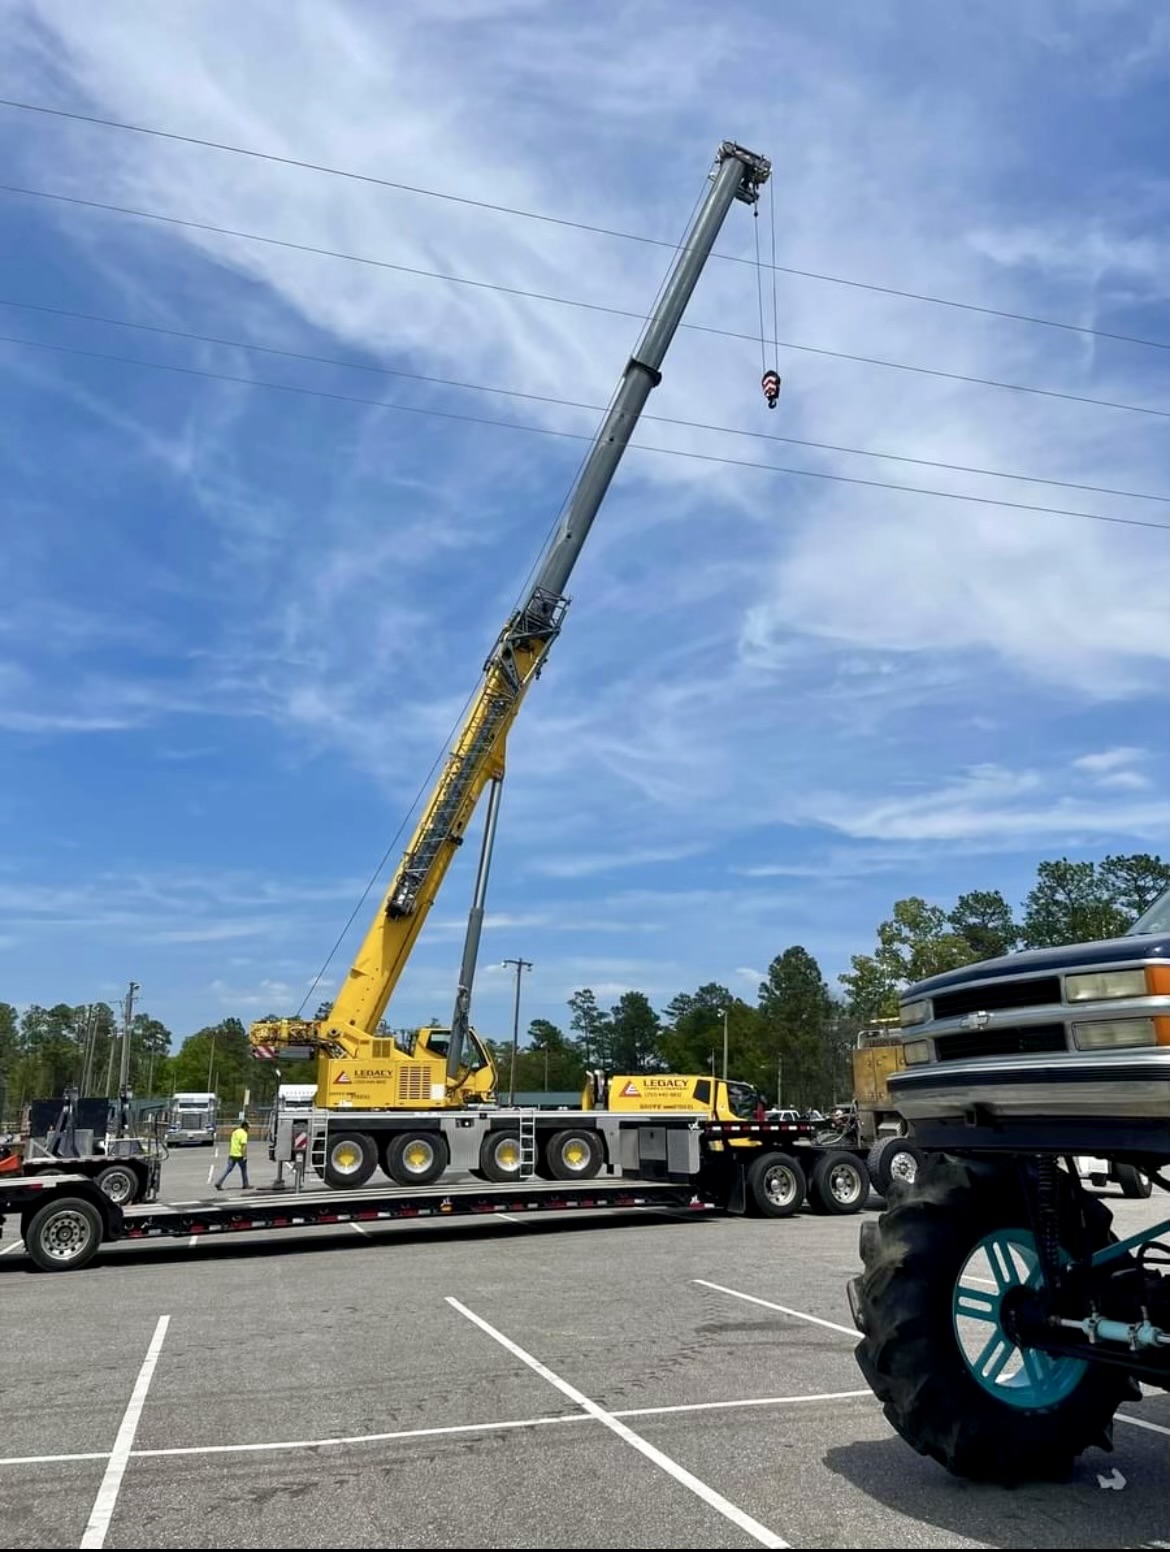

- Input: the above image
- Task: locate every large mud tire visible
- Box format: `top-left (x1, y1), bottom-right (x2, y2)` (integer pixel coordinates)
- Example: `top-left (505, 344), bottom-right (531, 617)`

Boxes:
top-left (853, 1153), bottom-right (1139, 1483)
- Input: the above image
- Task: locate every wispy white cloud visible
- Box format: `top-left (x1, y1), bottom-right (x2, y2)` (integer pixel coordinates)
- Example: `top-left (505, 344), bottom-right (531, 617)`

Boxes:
top-left (813, 760), bottom-right (1170, 844)
top-left (1072, 746), bottom-right (1147, 774)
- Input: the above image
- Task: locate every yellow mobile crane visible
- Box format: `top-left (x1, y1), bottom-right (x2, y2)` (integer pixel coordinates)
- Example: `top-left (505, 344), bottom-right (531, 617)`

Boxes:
top-left (249, 141), bottom-right (791, 1189)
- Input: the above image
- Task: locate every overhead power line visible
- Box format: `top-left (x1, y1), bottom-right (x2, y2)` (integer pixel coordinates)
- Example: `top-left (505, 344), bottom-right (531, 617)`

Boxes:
top-left (1, 94), bottom-right (1166, 353)
top-left (3, 294), bottom-right (1166, 505)
top-left (3, 329), bottom-right (1166, 534)
top-left (4, 181), bottom-right (1169, 423)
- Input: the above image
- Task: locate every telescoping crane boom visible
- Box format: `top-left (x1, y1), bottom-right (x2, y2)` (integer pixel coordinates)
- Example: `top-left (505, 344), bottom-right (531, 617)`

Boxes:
top-left (249, 140), bottom-right (772, 1110)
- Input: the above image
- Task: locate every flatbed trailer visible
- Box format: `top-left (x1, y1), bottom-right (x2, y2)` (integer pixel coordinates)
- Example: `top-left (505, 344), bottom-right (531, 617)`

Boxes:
top-left (1, 1116), bottom-right (873, 1271)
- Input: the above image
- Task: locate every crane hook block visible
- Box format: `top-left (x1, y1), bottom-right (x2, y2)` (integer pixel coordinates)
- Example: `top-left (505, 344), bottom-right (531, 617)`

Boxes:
top-left (761, 369), bottom-right (781, 409)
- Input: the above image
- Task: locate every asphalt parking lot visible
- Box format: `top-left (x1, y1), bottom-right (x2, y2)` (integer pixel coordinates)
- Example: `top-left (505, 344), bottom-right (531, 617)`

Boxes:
top-left (1, 1146), bottom-right (1167, 1550)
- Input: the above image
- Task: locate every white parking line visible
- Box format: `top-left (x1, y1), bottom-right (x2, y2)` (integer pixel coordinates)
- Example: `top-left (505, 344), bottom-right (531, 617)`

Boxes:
top-left (448, 1295), bottom-right (788, 1549)
top-left (350, 1223), bottom-right (370, 1238)
top-left (0, 1239), bottom-right (24, 1257)
top-left (187, 1236), bottom-right (199, 1250)
top-left (0, 1387), bottom-right (876, 1470)
top-left (1117, 1412), bottom-right (1170, 1438)
top-left (80, 1315), bottom-right (170, 1550)
top-left (695, 1279), bottom-right (857, 1338)
top-left (623, 1389), bottom-right (872, 1419)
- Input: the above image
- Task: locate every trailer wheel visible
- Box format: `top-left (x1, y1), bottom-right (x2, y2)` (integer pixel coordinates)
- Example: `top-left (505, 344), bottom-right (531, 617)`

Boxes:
top-left (808, 1151), bottom-right (870, 1215)
top-left (479, 1130), bottom-right (526, 1183)
top-left (853, 1153), bottom-right (1139, 1482)
top-left (1114, 1163), bottom-right (1152, 1199)
top-left (23, 1196), bottom-right (103, 1272)
top-left (385, 1131), bottom-right (448, 1187)
top-left (322, 1132), bottom-right (377, 1189)
top-left (95, 1163), bottom-right (140, 1207)
top-left (545, 1130), bottom-right (602, 1181)
top-left (746, 1152), bottom-right (806, 1218)
top-left (867, 1136), bottom-right (923, 1199)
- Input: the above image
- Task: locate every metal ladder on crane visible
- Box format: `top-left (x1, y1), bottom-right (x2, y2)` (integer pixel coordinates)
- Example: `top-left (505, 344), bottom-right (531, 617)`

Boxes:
top-left (518, 1110), bottom-right (537, 1180)
top-left (302, 1107), bottom-right (330, 1192)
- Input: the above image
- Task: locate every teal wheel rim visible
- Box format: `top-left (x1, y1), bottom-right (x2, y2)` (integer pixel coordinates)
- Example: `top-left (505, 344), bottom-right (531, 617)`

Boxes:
top-left (952, 1228), bottom-right (1087, 1409)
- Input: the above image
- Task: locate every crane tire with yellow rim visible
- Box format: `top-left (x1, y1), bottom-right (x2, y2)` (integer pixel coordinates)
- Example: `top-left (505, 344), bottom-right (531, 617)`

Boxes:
top-left (385, 1130), bottom-right (449, 1187)
top-left (322, 1131), bottom-right (378, 1189)
top-left (479, 1129), bottom-right (525, 1183)
top-left (545, 1129), bottom-right (602, 1181)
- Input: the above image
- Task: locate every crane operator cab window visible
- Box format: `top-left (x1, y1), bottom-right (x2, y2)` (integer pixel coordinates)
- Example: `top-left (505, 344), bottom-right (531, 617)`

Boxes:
top-left (726, 1080), bottom-right (767, 1121)
top-left (420, 1028), bottom-right (493, 1073)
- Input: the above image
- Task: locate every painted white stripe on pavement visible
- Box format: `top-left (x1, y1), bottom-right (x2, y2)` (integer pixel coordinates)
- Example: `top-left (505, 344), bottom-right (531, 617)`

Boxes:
top-left (0, 1388), bottom-right (875, 1469)
top-left (80, 1315), bottom-right (170, 1549)
top-left (0, 1239), bottom-right (24, 1256)
top-left (448, 1295), bottom-right (788, 1549)
top-left (1117, 1412), bottom-right (1170, 1437)
top-left (695, 1278), bottom-right (858, 1337)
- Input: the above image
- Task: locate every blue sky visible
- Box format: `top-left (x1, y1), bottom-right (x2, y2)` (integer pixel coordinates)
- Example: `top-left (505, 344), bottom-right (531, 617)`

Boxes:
top-left (0, 0), bottom-right (1167, 1046)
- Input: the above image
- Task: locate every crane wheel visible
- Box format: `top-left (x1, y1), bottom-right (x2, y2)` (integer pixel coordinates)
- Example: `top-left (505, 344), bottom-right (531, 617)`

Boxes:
top-left (384, 1131), bottom-right (449, 1187)
top-left (745, 1152), bottom-right (806, 1218)
top-left (807, 1151), bottom-right (870, 1215)
top-left (545, 1129), bottom-right (602, 1181)
top-left (479, 1130), bottom-right (525, 1183)
top-left (322, 1132), bottom-right (377, 1189)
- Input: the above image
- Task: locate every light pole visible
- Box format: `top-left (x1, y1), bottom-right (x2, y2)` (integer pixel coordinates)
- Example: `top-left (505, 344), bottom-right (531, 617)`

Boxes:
top-left (502, 958), bottom-right (533, 1106)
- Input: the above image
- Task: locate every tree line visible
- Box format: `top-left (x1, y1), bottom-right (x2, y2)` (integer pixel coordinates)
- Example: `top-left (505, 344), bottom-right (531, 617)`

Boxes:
top-left (2, 852), bottom-right (1165, 1121)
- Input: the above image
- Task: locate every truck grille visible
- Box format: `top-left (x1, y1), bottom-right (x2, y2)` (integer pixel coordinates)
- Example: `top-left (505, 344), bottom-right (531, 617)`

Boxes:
top-left (935, 1024), bottom-right (1067, 1063)
top-left (932, 975), bottom-right (1061, 1020)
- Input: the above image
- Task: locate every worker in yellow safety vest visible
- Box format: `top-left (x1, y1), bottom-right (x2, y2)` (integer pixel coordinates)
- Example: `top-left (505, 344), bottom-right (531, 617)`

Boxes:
top-left (214, 1120), bottom-right (251, 1191)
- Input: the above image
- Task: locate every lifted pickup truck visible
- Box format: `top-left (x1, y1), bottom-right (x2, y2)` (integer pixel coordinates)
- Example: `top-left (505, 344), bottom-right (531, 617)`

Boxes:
top-left (848, 886), bottom-right (1170, 1483)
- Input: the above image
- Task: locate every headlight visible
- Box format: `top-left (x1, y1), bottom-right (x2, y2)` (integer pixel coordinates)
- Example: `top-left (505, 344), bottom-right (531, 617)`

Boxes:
top-left (902, 1039), bottom-right (933, 1065)
top-left (1066, 970), bottom-right (1147, 1002)
top-left (900, 1000), bottom-right (930, 1027)
top-left (1072, 1018), bottom-right (1156, 1050)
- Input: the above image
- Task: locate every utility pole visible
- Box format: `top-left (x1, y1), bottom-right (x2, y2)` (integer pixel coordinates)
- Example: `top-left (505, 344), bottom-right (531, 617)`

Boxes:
top-left (117, 981), bottom-right (138, 1137)
top-left (79, 1003), bottom-right (97, 1096)
top-left (720, 1006), bottom-right (729, 1081)
top-left (776, 1054), bottom-right (784, 1110)
top-left (502, 958), bottom-right (533, 1106)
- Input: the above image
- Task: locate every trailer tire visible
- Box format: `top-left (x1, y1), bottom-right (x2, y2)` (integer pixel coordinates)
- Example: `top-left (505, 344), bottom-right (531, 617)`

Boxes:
top-left (384, 1131), bottom-right (448, 1187)
top-left (867, 1136), bottom-right (923, 1200)
top-left (479, 1130), bottom-right (526, 1183)
top-left (545, 1130), bottom-right (602, 1181)
top-left (1114, 1163), bottom-right (1152, 1199)
top-left (745, 1152), bottom-right (806, 1218)
top-left (95, 1163), bottom-right (140, 1207)
top-left (808, 1151), bottom-right (870, 1215)
top-left (853, 1153), bottom-right (1139, 1483)
top-left (322, 1132), bottom-right (377, 1189)
top-left (23, 1195), bottom-right (104, 1272)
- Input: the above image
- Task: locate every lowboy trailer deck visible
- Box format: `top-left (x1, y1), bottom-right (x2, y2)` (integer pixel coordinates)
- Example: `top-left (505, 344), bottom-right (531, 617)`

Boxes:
top-left (2, 1114), bottom-right (872, 1271)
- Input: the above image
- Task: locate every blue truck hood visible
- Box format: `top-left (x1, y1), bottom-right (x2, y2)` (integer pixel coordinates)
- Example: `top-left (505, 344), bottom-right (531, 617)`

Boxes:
top-left (906, 931), bottom-right (1170, 999)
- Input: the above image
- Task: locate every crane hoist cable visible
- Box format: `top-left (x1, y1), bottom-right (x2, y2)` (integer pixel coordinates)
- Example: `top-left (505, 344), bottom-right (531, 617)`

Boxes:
top-left (754, 199), bottom-right (782, 409)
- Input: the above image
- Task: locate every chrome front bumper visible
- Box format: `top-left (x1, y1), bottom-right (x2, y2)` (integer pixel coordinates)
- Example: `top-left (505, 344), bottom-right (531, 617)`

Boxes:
top-left (890, 1052), bottom-right (1170, 1159)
